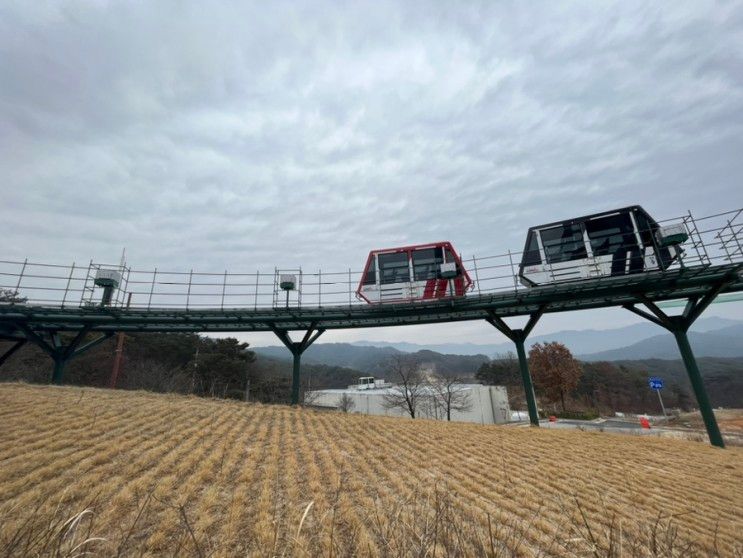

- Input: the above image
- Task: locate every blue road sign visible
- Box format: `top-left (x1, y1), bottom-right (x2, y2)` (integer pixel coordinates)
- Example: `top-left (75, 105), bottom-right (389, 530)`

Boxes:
top-left (649, 377), bottom-right (663, 390)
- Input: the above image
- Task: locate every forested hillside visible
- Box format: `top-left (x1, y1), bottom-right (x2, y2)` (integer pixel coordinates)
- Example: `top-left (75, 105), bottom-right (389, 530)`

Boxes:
top-left (0, 334), bottom-right (357, 404)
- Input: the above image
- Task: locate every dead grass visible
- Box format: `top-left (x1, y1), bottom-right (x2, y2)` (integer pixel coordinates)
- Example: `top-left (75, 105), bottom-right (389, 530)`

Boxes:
top-left (667, 409), bottom-right (743, 433)
top-left (0, 382), bottom-right (741, 557)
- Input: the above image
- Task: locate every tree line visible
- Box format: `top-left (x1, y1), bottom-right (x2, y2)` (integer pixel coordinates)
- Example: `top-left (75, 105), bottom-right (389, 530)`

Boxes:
top-left (476, 342), bottom-right (698, 416)
top-left (2, 330), bottom-right (735, 414)
top-left (0, 332), bottom-right (353, 404)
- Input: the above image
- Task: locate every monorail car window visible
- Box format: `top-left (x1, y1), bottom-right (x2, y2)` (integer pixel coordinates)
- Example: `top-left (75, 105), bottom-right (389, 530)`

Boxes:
top-left (584, 214), bottom-right (637, 256)
top-left (363, 256), bottom-right (376, 285)
top-left (522, 231), bottom-right (541, 266)
top-left (379, 252), bottom-right (410, 284)
top-left (633, 211), bottom-right (655, 246)
top-left (413, 247), bottom-right (443, 281)
top-left (540, 224), bottom-right (586, 264)
top-left (444, 248), bottom-right (462, 275)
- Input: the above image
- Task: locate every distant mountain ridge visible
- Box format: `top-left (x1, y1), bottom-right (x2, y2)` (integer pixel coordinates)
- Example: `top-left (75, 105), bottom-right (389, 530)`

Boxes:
top-left (253, 318), bottom-right (743, 371)
top-left (252, 343), bottom-right (488, 377)
top-left (579, 325), bottom-right (743, 361)
top-left (347, 317), bottom-right (743, 357)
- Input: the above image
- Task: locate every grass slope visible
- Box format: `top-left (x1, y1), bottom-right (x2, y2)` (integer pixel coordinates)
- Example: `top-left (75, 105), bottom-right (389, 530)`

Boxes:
top-left (0, 383), bottom-right (741, 557)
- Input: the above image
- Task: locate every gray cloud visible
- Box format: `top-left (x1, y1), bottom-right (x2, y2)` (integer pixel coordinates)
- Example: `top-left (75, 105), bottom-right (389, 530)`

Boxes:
top-left (2, 1), bottom-right (742, 343)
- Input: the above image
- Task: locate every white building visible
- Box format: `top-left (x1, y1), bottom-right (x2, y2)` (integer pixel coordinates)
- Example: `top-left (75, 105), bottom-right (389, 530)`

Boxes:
top-left (307, 377), bottom-right (511, 424)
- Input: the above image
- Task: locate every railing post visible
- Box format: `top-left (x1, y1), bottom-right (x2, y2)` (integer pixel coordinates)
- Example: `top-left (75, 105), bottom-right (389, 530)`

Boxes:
top-left (725, 215), bottom-right (743, 260)
top-left (221, 270), bottom-right (227, 310)
top-left (61, 262), bottom-right (76, 308)
top-left (318, 269), bottom-right (322, 307)
top-left (471, 255), bottom-right (482, 295)
top-left (79, 260), bottom-right (94, 306)
top-left (15, 258), bottom-right (27, 293)
top-left (255, 271), bottom-right (260, 310)
top-left (148, 268), bottom-right (157, 310)
top-left (298, 267), bottom-right (303, 308)
top-left (348, 268), bottom-right (352, 306)
top-left (507, 250), bottom-right (518, 293)
top-left (186, 269), bottom-right (193, 310)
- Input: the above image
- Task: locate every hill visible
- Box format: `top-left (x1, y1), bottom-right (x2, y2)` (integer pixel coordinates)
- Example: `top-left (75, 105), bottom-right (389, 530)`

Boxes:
top-left (253, 342), bottom-right (489, 377)
top-left (612, 357), bottom-right (743, 408)
top-left (254, 319), bottom-right (743, 366)
top-left (580, 326), bottom-right (743, 360)
top-left (347, 317), bottom-right (743, 356)
top-left (0, 383), bottom-right (741, 556)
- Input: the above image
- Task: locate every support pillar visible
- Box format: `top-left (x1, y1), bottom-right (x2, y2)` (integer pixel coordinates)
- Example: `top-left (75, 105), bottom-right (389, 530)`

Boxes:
top-left (486, 306), bottom-right (545, 427)
top-left (16, 325), bottom-right (114, 385)
top-left (514, 335), bottom-right (540, 426)
top-left (271, 323), bottom-right (325, 405)
top-left (672, 324), bottom-right (724, 448)
top-left (623, 279), bottom-right (732, 448)
top-left (52, 355), bottom-right (67, 385)
top-left (291, 352), bottom-right (302, 405)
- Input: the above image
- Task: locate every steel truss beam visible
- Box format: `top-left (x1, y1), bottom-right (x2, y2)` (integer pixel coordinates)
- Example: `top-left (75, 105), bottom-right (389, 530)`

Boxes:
top-left (0, 339), bottom-right (26, 368)
top-left (623, 277), bottom-right (735, 448)
top-left (485, 305), bottom-right (546, 426)
top-left (271, 322), bottom-right (326, 405)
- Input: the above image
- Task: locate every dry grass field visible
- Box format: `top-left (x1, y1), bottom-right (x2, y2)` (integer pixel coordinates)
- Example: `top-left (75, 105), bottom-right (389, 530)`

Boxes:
top-left (668, 409), bottom-right (743, 433)
top-left (0, 383), bottom-right (741, 557)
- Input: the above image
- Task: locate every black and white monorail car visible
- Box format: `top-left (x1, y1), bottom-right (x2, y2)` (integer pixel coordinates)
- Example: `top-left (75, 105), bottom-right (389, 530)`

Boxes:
top-left (518, 206), bottom-right (688, 287)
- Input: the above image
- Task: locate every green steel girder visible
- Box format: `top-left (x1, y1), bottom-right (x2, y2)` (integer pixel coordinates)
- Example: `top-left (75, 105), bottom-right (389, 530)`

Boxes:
top-left (270, 323), bottom-right (326, 405)
top-left (622, 280), bottom-right (733, 449)
top-left (0, 339), bottom-right (26, 368)
top-left (485, 306), bottom-right (546, 427)
top-left (12, 323), bottom-right (115, 384)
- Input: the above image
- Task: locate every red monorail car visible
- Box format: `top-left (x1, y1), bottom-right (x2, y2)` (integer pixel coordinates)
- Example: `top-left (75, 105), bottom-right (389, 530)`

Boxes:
top-left (356, 242), bottom-right (473, 304)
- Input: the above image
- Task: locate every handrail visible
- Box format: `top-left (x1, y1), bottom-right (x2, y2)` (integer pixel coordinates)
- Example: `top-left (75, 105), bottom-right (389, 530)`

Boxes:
top-left (0, 207), bottom-right (741, 310)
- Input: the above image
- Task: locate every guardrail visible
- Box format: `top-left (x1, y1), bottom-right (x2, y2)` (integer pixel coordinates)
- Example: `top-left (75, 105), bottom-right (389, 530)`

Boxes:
top-left (1, 208), bottom-right (741, 310)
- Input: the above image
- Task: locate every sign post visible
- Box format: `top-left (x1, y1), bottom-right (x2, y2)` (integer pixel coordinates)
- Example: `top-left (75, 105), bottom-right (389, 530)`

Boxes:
top-left (649, 377), bottom-right (667, 418)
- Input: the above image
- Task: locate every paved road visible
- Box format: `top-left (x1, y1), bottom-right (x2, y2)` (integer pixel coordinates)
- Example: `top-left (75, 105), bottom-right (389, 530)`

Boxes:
top-left (536, 417), bottom-right (655, 432)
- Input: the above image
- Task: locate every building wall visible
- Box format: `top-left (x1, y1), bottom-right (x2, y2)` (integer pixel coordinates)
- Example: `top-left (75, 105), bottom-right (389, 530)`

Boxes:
top-left (309, 385), bottom-right (510, 424)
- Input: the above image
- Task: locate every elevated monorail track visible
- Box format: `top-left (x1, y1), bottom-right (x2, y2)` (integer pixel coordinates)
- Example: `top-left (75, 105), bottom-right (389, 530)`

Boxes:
top-left (1, 263), bottom-right (741, 333)
top-left (1, 206), bottom-right (742, 447)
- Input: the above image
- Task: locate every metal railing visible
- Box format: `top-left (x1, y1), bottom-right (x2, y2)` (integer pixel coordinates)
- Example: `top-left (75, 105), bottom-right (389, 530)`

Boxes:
top-left (1, 208), bottom-right (741, 311)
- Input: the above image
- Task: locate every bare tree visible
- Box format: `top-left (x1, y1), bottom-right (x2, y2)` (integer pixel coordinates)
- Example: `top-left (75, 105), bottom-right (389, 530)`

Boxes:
top-left (382, 355), bottom-right (426, 419)
top-left (303, 387), bottom-right (320, 406)
top-left (337, 393), bottom-right (355, 413)
top-left (429, 374), bottom-right (473, 421)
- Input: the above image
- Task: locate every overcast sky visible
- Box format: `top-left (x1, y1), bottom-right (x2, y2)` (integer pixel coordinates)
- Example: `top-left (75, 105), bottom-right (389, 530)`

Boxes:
top-left (1, 1), bottom-right (742, 347)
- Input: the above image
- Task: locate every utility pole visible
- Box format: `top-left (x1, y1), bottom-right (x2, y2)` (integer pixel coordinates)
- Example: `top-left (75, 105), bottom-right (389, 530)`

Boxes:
top-left (192, 343), bottom-right (199, 394)
top-left (656, 387), bottom-right (667, 418)
top-left (244, 363), bottom-right (250, 403)
top-left (109, 291), bottom-right (132, 388)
